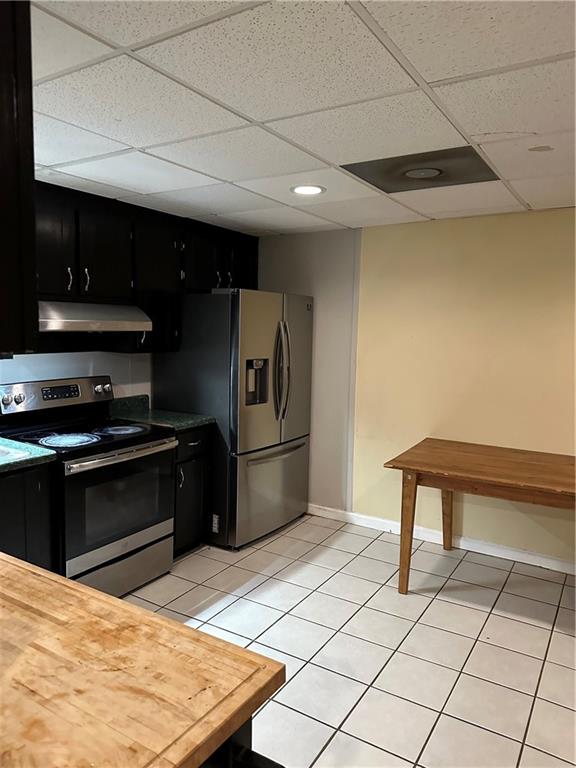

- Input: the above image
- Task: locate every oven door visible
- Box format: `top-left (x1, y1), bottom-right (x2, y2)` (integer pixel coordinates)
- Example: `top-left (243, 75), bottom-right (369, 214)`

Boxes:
top-left (64, 439), bottom-right (176, 578)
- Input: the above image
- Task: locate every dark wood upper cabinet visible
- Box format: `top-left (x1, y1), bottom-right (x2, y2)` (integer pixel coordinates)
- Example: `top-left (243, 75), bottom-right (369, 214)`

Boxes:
top-left (35, 182), bottom-right (76, 297)
top-left (133, 211), bottom-right (184, 293)
top-left (77, 200), bottom-right (133, 300)
top-left (0, 1), bottom-right (37, 355)
top-left (183, 222), bottom-right (258, 291)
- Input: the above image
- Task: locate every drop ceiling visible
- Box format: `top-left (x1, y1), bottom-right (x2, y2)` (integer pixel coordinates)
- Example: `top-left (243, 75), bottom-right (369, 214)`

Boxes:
top-left (32, 1), bottom-right (576, 235)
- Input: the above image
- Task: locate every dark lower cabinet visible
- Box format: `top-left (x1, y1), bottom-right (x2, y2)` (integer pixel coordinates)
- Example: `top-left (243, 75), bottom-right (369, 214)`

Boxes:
top-left (0, 466), bottom-right (54, 569)
top-left (174, 426), bottom-right (211, 557)
top-left (175, 456), bottom-right (207, 558)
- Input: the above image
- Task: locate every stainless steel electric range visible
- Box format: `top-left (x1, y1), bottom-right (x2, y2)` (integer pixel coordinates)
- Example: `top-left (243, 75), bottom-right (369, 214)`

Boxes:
top-left (0, 376), bottom-right (177, 596)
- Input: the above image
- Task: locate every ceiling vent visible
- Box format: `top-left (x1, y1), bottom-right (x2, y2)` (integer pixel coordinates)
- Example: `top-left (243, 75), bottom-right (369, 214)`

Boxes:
top-left (341, 146), bottom-right (498, 193)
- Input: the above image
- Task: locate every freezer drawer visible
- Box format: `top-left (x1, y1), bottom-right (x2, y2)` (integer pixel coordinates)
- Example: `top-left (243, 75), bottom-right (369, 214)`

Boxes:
top-left (234, 437), bottom-right (309, 547)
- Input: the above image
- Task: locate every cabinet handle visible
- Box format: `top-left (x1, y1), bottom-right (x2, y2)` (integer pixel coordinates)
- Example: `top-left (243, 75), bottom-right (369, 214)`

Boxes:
top-left (188, 440), bottom-right (201, 447)
top-left (178, 466), bottom-right (185, 489)
top-left (227, 271), bottom-right (232, 288)
top-left (180, 241), bottom-right (186, 251)
top-left (140, 331), bottom-right (147, 345)
top-left (83, 267), bottom-right (90, 292)
top-left (180, 269), bottom-right (186, 281)
top-left (66, 266), bottom-right (74, 292)
top-left (216, 270), bottom-right (221, 288)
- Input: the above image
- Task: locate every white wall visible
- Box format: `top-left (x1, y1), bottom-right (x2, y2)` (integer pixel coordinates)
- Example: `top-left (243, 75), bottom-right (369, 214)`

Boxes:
top-left (0, 352), bottom-right (151, 398)
top-left (259, 229), bottom-right (359, 511)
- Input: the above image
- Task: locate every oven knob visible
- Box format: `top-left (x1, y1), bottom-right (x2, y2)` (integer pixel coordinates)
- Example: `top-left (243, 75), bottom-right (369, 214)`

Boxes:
top-left (2, 394), bottom-right (13, 406)
top-left (94, 384), bottom-right (104, 394)
top-left (14, 393), bottom-right (25, 405)
top-left (103, 383), bottom-right (112, 393)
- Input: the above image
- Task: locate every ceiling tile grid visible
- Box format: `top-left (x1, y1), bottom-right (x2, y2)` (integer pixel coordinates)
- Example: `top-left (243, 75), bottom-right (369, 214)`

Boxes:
top-left (31, 0), bottom-right (575, 233)
top-left (59, 151), bottom-right (218, 195)
top-left (33, 55), bottom-right (246, 148)
top-left (31, 6), bottom-right (112, 81)
top-left (139, 2), bottom-right (415, 121)
top-left (149, 126), bottom-right (325, 181)
top-left (391, 181), bottom-right (524, 219)
top-left (362, 1), bottom-right (576, 82)
top-left (38, 1), bottom-right (246, 48)
top-left (34, 113), bottom-right (128, 166)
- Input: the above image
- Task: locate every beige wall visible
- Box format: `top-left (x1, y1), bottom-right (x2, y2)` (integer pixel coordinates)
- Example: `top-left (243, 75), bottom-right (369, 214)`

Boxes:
top-left (259, 230), bottom-right (359, 511)
top-left (354, 209), bottom-right (575, 562)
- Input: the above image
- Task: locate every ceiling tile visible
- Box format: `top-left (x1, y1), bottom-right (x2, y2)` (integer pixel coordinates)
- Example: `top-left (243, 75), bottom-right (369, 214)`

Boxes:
top-left (150, 184), bottom-right (278, 215)
top-left (59, 151), bottom-right (215, 194)
top-left (31, 6), bottom-right (111, 81)
top-left (510, 175), bottom-right (575, 209)
top-left (434, 59), bottom-right (576, 143)
top-left (364, 1), bottom-right (575, 82)
top-left (140, 2), bottom-right (414, 120)
top-left (33, 55), bottom-right (245, 147)
top-left (268, 91), bottom-right (464, 165)
top-left (34, 113), bottom-right (127, 166)
top-left (480, 131), bottom-right (575, 181)
top-left (238, 168), bottom-right (379, 206)
top-left (391, 181), bottom-right (524, 218)
top-left (150, 127), bottom-right (325, 181)
top-left (39, 1), bottom-right (244, 47)
top-left (34, 167), bottom-right (134, 198)
top-left (303, 197), bottom-right (426, 228)
top-left (215, 207), bottom-right (344, 234)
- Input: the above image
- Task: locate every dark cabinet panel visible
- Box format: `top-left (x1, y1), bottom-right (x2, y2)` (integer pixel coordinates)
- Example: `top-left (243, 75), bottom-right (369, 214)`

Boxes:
top-left (174, 456), bottom-right (207, 558)
top-left (0, 1), bottom-right (37, 355)
top-left (35, 182), bottom-right (76, 297)
top-left (133, 211), bottom-right (184, 293)
top-left (0, 473), bottom-right (27, 559)
top-left (77, 201), bottom-right (133, 300)
top-left (183, 224), bottom-right (258, 291)
top-left (0, 467), bottom-right (53, 567)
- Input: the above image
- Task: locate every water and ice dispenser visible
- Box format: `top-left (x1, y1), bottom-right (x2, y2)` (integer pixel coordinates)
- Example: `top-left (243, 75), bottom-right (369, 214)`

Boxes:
top-left (245, 359), bottom-right (269, 405)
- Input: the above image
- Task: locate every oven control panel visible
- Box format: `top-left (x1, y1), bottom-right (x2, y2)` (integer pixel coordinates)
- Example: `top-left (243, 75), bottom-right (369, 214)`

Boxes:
top-left (0, 376), bottom-right (113, 415)
top-left (42, 384), bottom-right (80, 401)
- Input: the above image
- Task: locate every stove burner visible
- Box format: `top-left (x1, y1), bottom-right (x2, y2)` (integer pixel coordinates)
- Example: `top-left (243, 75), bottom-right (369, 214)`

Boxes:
top-left (39, 433), bottom-right (101, 448)
top-left (94, 425), bottom-right (146, 436)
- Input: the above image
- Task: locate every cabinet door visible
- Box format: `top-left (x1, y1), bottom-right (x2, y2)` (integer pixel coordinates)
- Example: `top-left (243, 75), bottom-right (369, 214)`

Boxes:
top-left (35, 182), bottom-right (77, 297)
top-left (174, 457), bottom-right (206, 558)
top-left (230, 232), bottom-right (258, 289)
top-left (0, 472), bottom-right (27, 559)
top-left (183, 223), bottom-right (230, 291)
top-left (0, 1), bottom-right (37, 355)
top-left (78, 201), bottom-right (133, 300)
top-left (133, 211), bottom-right (184, 293)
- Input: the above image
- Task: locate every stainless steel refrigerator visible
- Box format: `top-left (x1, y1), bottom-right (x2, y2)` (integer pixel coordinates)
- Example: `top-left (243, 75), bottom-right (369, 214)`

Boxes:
top-left (154, 289), bottom-right (313, 548)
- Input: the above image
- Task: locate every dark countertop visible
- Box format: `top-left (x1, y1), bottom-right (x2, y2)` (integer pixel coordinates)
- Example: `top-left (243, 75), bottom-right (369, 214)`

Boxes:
top-left (0, 436), bottom-right (56, 474)
top-left (111, 395), bottom-right (215, 432)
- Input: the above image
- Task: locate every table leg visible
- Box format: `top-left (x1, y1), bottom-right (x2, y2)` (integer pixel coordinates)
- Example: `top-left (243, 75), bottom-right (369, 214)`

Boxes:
top-left (441, 490), bottom-right (453, 551)
top-left (399, 471), bottom-right (418, 594)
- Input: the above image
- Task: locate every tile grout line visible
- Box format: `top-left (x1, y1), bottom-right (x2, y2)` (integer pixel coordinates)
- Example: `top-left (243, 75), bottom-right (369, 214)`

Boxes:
top-left (515, 570), bottom-right (568, 768)
top-left (129, 515), bottom-right (572, 767)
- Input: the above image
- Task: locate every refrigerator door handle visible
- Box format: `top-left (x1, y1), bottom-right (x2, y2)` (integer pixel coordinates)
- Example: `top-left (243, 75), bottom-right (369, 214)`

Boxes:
top-left (273, 321), bottom-right (282, 420)
top-left (280, 320), bottom-right (291, 420)
top-left (247, 441), bottom-right (306, 466)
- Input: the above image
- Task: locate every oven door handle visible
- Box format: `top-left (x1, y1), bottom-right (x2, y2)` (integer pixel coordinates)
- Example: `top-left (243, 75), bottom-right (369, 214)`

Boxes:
top-left (65, 439), bottom-right (177, 476)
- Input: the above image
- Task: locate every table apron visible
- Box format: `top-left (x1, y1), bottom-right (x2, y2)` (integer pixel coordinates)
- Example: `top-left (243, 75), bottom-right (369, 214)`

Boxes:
top-left (416, 473), bottom-right (575, 509)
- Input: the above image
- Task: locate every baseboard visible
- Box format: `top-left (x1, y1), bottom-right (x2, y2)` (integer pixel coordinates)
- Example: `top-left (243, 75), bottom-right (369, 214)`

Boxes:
top-left (308, 503), bottom-right (575, 576)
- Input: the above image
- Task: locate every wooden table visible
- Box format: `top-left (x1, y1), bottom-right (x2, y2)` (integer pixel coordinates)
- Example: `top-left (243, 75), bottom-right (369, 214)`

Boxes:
top-left (0, 553), bottom-right (284, 767)
top-left (384, 438), bottom-right (575, 594)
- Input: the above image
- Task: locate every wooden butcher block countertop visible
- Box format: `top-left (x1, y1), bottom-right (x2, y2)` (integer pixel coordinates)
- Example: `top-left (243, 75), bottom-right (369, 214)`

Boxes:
top-left (0, 553), bottom-right (285, 768)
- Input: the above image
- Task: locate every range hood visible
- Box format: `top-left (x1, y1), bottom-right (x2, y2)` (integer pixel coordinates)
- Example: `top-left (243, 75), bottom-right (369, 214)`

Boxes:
top-left (38, 301), bottom-right (153, 333)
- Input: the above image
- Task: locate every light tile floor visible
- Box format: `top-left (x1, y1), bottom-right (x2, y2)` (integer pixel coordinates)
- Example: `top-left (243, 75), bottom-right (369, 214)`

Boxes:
top-left (125, 514), bottom-right (576, 768)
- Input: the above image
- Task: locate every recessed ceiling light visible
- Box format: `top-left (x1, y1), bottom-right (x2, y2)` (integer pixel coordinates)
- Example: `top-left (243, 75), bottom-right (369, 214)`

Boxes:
top-left (404, 167), bottom-right (442, 179)
top-left (291, 184), bottom-right (326, 196)
top-left (527, 145), bottom-right (554, 152)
